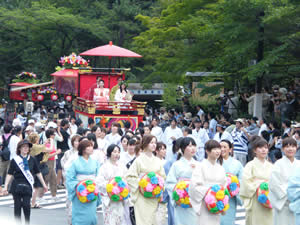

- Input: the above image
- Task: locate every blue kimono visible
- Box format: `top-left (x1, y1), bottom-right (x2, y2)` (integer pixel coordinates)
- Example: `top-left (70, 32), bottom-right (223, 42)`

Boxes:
top-left (164, 153), bottom-right (177, 225)
top-left (66, 156), bottom-right (101, 225)
top-left (165, 157), bottom-right (199, 225)
top-left (221, 156), bottom-right (243, 225)
top-left (287, 166), bottom-right (300, 225)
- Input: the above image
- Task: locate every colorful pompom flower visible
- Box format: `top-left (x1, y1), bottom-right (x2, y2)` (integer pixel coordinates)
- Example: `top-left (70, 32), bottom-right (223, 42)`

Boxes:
top-left (172, 179), bottom-right (192, 208)
top-left (106, 176), bottom-right (130, 202)
top-left (59, 53), bottom-right (89, 69)
top-left (139, 172), bottom-right (164, 198)
top-left (76, 179), bottom-right (99, 203)
top-left (256, 182), bottom-right (272, 209)
top-left (226, 173), bottom-right (240, 197)
top-left (205, 184), bottom-right (230, 214)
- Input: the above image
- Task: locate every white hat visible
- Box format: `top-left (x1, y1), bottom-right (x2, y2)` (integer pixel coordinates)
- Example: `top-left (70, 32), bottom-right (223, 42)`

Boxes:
top-left (12, 118), bottom-right (21, 127)
top-left (234, 118), bottom-right (244, 123)
top-left (28, 119), bottom-right (35, 124)
top-left (228, 91), bottom-right (234, 96)
top-left (47, 121), bottom-right (57, 129)
top-left (35, 122), bottom-right (45, 128)
top-left (25, 126), bottom-right (34, 132)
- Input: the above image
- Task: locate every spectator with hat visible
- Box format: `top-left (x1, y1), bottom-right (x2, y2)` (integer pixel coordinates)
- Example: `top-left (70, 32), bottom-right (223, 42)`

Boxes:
top-left (213, 122), bottom-right (233, 143)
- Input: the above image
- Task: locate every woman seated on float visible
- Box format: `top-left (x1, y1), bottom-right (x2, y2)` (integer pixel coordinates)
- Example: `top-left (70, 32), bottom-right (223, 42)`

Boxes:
top-left (93, 78), bottom-right (110, 104)
top-left (114, 81), bottom-right (132, 103)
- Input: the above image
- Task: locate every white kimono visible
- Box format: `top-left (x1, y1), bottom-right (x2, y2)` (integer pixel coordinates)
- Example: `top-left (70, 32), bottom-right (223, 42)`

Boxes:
top-left (163, 126), bottom-right (183, 161)
top-left (269, 156), bottom-right (300, 225)
top-left (151, 126), bottom-right (163, 142)
top-left (105, 133), bottom-right (121, 147)
top-left (97, 160), bottom-right (131, 225)
top-left (192, 128), bottom-right (209, 161)
top-left (189, 159), bottom-right (227, 225)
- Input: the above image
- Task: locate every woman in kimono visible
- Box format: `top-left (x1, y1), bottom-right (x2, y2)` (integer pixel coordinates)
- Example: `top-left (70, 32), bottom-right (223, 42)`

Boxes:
top-left (164, 137), bottom-right (183, 225)
top-left (126, 135), bottom-right (166, 225)
top-left (269, 137), bottom-right (300, 225)
top-left (66, 140), bottom-right (101, 225)
top-left (163, 118), bottom-right (183, 161)
top-left (220, 140), bottom-right (243, 225)
top-left (97, 144), bottom-right (131, 225)
top-left (239, 137), bottom-right (273, 225)
top-left (61, 134), bottom-right (81, 225)
top-left (189, 140), bottom-right (227, 225)
top-left (114, 81), bottom-right (132, 102)
top-left (165, 137), bottom-right (199, 225)
top-left (93, 79), bottom-right (109, 105)
top-left (287, 164), bottom-right (300, 224)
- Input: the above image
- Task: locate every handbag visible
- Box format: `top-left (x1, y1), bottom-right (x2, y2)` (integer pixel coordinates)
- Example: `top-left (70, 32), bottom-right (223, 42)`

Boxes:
top-left (40, 163), bottom-right (49, 176)
top-left (0, 135), bottom-right (11, 161)
top-left (15, 183), bottom-right (32, 196)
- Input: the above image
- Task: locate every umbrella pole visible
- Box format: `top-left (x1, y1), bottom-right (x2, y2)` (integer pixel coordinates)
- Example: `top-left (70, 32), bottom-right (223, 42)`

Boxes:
top-left (108, 56), bottom-right (112, 88)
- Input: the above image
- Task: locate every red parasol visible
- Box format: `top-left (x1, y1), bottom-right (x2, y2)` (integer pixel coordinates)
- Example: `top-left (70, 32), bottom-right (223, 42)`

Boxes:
top-left (80, 41), bottom-right (142, 58)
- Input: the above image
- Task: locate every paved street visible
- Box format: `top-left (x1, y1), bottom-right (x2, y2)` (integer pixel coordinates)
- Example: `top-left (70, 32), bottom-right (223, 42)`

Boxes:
top-left (0, 189), bottom-right (245, 225)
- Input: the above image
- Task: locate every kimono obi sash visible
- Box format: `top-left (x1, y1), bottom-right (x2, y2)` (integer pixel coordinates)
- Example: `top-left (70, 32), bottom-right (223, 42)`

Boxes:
top-left (77, 174), bottom-right (97, 182)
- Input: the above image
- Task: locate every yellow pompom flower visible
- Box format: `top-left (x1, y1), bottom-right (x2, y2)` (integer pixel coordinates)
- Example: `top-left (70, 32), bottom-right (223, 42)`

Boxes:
top-left (106, 183), bottom-right (114, 193)
top-left (231, 176), bottom-right (239, 184)
top-left (87, 184), bottom-right (95, 193)
top-left (120, 188), bottom-right (129, 198)
top-left (139, 179), bottom-right (148, 188)
top-left (223, 203), bottom-right (230, 211)
top-left (79, 196), bottom-right (87, 203)
top-left (184, 197), bottom-right (190, 205)
top-left (180, 198), bottom-right (185, 204)
top-left (176, 181), bottom-right (187, 190)
top-left (153, 186), bottom-right (161, 195)
top-left (265, 191), bottom-right (269, 196)
top-left (216, 190), bottom-right (225, 200)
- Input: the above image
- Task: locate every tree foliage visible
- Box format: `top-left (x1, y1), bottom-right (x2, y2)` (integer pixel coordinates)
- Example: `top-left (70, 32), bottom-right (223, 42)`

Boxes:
top-left (133, 0), bottom-right (300, 90)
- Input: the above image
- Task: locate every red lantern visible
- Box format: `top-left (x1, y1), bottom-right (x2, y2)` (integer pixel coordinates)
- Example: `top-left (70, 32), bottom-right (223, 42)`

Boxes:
top-left (51, 94), bottom-right (58, 101)
top-left (37, 94), bottom-right (44, 101)
top-left (65, 95), bottom-right (72, 102)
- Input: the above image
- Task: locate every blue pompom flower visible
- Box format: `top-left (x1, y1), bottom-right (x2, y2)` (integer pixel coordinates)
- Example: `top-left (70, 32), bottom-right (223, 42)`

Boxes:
top-left (87, 193), bottom-right (95, 201)
top-left (181, 204), bottom-right (190, 208)
top-left (258, 194), bottom-right (267, 204)
top-left (77, 184), bottom-right (85, 192)
top-left (211, 185), bottom-right (221, 192)
top-left (118, 181), bottom-right (126, 188)
top-left (150, 176), bottom-right (158, 184)
top-left (216, 201), bottom-right (224, 211)
top-left (229, 182), bottom-right (237, 191)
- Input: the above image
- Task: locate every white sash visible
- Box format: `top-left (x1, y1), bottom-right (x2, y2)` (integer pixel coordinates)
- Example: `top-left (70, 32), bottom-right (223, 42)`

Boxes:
top-left (14, 156), bottom-right (34, 189)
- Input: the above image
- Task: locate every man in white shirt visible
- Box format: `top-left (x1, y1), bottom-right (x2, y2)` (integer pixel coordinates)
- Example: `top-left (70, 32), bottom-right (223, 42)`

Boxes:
top-left (151, 117), bottom-right (163, 142)
top-left (68, 117), bottom-right (78, 135)
top-left (258, 118), bottom-right (268, 136)
top-left (192, 118), bottom-right (209, 161)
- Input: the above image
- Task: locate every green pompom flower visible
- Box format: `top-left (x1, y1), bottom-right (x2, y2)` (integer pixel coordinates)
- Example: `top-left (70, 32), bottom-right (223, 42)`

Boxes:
top-left (172, 191), bottom-right (180, 201)
top-left (144, 191), bottom-right (153, 198)
top-left (210, 206), bottom-right (219, 213)
top-left (260, 182), bottom-right (269, 191)
top-left (224, 188), bottom-right (230, 196)
top-left (115, 176), bottom-right (122, 183)
top-left (85, 180), bottom-right (93, 186)
top-left (111, 194), bottom-right (120, 202)
top-left (147, 172), bottom-right (156, 178)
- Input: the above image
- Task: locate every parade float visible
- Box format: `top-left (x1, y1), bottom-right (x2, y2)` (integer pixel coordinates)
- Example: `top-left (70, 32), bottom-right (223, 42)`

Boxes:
top-left (10, 42), bottom-right (146, 130)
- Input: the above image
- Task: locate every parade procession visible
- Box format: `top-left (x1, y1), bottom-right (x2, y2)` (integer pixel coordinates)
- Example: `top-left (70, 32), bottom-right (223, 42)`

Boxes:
top-left (1, 1), bottom-right (300, 225)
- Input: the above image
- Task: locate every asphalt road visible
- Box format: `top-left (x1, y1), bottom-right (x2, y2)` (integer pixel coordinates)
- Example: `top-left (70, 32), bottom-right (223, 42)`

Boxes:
top-left (0, 206), bottom-right (104, 225)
